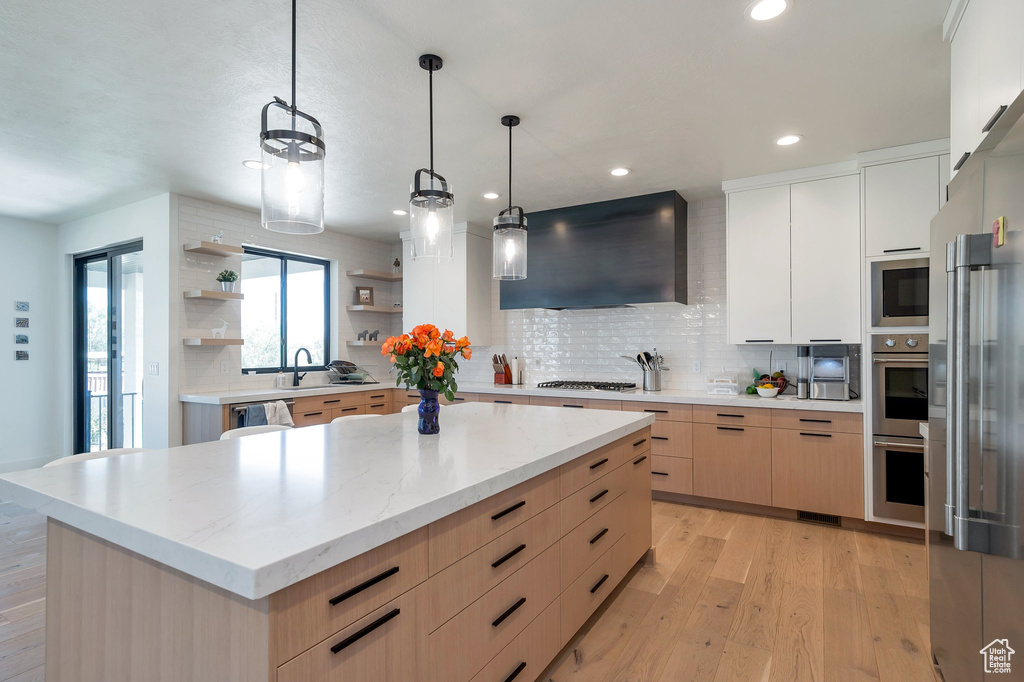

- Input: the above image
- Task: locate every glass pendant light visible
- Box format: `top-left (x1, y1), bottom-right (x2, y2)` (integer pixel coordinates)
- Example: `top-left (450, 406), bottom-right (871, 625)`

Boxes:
top-left (409, 54), bottom-right (454, 261)
top-left (493, 115), bottom-right (527, 280)
top-left (259, 0), bottom-right (325, 234)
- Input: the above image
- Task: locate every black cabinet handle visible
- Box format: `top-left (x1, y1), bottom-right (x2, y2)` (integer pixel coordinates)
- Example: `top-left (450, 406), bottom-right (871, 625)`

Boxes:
top-left (590, 528), bottom-right (609, 544)
top-left (491, 543), bottom-right (527, 568)
top-left (589, 489), bottom-right (609, 504)
top-left (983, 104), bottom-right (1008, 133)
top-left (492, 597), bottom-right (527, 627)
top-left (341, 407), bottom-right (358, 412)
top-left (494, 400), bottom-right (513, 404)
top-left (652, 471), bottom-right (669, 476)
top-left (954, 152), bottom-right (970, 171)
top-left (324, 399), bottom-right (341, 404)
top-left (800, 432), bottom-right (833, 438)
top-left (329, 566), bottom-right (400, 605)
top-left (633, 455), bottom-right (648, 465)
top-left (882, 247), bottom-right (923, 253)
top-left (745, 339), bottom-right (774, 343)
top-left (590, 574), bottom-right (609, 594)
top-left (453, 397), bottom-right (466, 401)
top-left (503, 662), bottom-right (527, 682)
top-left (799, 418), bottom-right (831, 424)
top-left (370, 403), bottom-right (386, 408)
top-left (633, 438), bottom-right (647, 447)
top-left (589, 458), bottom-right (609, 470)
top-left (651, 436), bottom-right (668, 441)
top-left (717, 413), bottom-right (744, 419)
top-left (717, 426), bottom-right (745, 432)
top-left (563, 404), bottom-right (585, 409)
top-left (644, 409), bottom-right (668, 414)
top-left (491, 500), bottom-right (526, 521)
top-left (369, 394), bottom-right (386, 399)
top-left (809, 339), bottom-right (841, 343)
top-left (330, 608), bottom-right (400, 654)
top-left (304, 411), bottom-right (323, 417)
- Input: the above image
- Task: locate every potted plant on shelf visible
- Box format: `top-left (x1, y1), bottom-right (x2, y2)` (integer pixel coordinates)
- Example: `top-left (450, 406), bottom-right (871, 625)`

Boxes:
top-left (217, 269), bottom-right (239, 293)
top-left (381, 324), bottom-right (472, 435)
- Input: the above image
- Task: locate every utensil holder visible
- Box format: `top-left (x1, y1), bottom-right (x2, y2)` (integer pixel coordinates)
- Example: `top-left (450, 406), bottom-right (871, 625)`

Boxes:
top-left (643, 369), bottom-right (662, 392)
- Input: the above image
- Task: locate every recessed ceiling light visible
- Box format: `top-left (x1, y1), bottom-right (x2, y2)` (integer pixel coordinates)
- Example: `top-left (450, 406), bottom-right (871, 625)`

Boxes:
top-left (610, 167), bottom-right (631, 177)
top-left (242, 159), bottom-right (269, 170)
top-left (746, 0), bottom-right (790, 21)
top-left (776, 134), bottom-right (803, 146)
top-left (483, 192), bottom-right (501, 199)
top-left (392, 209), bottom-right (408, 216)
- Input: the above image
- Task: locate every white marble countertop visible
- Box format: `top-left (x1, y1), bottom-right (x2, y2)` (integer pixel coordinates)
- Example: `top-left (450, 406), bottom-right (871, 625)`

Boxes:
top-left (0, 404), bottom-right (652, 600)
top-left (181, 381), bottom-right (863, 413)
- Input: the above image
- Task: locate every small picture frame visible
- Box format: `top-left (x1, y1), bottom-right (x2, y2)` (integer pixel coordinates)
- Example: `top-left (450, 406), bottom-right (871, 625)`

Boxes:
top-left (15, 350), bottom-right (28, 361)
top-left (14, 334), bottom-right (27, 344)
top-left (356, 286), bottom-right (374, 306)
top-left (14, 301), bottom-right (29, 312)
top-left (15, 318), bottom-right (28, 328)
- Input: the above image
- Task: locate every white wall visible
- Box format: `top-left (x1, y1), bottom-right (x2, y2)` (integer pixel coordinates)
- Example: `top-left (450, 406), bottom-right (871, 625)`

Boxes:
top-left (57, 194), bottom-right (178, 453)
top-left (0, 216), bottom-right (59, 472)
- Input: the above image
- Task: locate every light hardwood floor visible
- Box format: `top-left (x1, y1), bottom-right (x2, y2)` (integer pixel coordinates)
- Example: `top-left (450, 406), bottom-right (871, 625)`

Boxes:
top-left (0, 499), bottom-right (934, 682)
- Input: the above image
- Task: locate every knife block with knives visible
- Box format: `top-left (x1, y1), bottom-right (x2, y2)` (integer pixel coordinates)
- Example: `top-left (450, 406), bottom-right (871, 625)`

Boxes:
top-left (493, 354), bottom-right (520, 385)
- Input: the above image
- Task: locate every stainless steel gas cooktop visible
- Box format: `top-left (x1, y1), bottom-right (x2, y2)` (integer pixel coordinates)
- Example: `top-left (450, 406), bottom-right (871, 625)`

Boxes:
top-left (536, 380), bottom-right (637, 392)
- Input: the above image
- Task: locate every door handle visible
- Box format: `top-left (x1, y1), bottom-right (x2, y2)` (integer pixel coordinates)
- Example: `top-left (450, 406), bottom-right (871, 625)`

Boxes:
top-left (953, 151), bottom-right (970, 172)
top-left (982, 104), bottom-right (1008, 133)
top-left (944, 241), bottom-right (957, 537)
top-left (952, 235), bottom-right (972, 551)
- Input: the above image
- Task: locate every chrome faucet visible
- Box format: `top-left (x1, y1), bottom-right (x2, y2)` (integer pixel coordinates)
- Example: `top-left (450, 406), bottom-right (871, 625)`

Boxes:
top-left (293, 347), bottom-right (312, 387)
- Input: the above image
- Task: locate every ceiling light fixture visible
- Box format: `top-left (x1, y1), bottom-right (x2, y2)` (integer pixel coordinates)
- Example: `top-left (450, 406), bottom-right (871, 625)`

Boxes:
top-left (242, 160), bottom-right (269, 170)
top-left (483, 192), bottom-right (501, 200)
top-left (409, 54), bottom-right (454, 262)
top-left (493, 115), bottom-right (527, 281)
top-left (746, 0), bottom-right (790, 21)
top-left (776, 134), bottom-right (803, 146)
top-left (258, 0), bottom-right (326, 234)
top-left (393, 209), bottom-right (408, 216)
top-left (610, 167), bottom-right (631, 177)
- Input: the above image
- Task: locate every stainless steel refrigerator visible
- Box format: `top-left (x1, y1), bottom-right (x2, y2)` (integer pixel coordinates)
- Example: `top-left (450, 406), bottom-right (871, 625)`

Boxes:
top-left (929, 98), bottom-right (1024, 682)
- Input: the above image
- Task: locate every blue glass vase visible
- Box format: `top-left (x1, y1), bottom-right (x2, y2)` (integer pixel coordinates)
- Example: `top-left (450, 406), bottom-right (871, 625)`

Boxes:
top-left (417, 389), bottom-right (441, 435)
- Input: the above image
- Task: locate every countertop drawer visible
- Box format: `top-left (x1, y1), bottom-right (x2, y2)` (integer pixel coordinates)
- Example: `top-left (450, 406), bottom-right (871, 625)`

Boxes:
top-left (650, 420), bottom-right (692, 458)
top-left (428, 544), bottom-right (560, 682)
top-left (468, 598), bottom-right (560, 682)
top-left (429, 468), bottom-right (559, 575)
top-left (424, 505), bottom-right (559, 633)
top-left (692, 404), bottom-right (772, 428)
top-left (560, 492), bottom-right (627, 589)
top-left (560, 463), bottom-right (627, 535)
top-left (770, 409), bottom-right (863, 434)
top-left (559, 432), bottom-right (647, 498)
top-left (650, 455), bottom-right (693, 496)
top-left (277, 587), bottom-right (423, 682)
top-left (560, 537), bottom-right (626, 645)
top-left (528, 396), bottom-right (621, 411)
top-left (271, 527), bottom-right (428, 667)
top-left (621, 401), bottom-right (692, 423)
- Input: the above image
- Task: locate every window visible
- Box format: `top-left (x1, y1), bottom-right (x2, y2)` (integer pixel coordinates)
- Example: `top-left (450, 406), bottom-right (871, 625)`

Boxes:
top-left (241, 247), bottom-right (330, 372)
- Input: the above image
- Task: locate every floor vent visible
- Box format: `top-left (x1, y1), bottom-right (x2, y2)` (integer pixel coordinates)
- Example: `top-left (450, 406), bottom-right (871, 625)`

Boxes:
top-left (797, 510), bottom-right (841, 527)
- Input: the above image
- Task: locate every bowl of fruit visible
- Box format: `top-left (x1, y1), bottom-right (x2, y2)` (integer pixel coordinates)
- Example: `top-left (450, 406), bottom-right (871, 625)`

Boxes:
top-left (755, 382), bottom-right (779, 398)
top-left (746, 369), bottom-right (788, 397)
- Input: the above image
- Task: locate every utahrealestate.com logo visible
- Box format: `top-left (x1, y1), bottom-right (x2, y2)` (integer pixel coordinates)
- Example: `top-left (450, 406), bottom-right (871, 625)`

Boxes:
top-left (981, 639), bottom-right (1015, 674)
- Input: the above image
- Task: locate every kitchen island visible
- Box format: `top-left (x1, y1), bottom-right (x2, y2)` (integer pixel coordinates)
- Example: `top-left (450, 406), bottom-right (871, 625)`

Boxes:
top-left (0, 404), bottom-right (654, 682)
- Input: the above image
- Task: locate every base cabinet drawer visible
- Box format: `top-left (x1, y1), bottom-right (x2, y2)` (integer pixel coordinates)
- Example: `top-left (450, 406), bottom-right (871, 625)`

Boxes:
top-left (429, 545), bottom-right (560, 682)
top-left (560, 463), bottom-right (627, 535)
top-left (771, 429), bottom-right (864, 518)
top-left (650, 455), bottom-right (692, 495)
top-left (770, 409), bottom-right (863, 434)
top-left (692, 405), bottom-right (772, 428)
top-left (692, 424), bottom-right (772, 505)
top-left (277, 587), bottom-right (423, 682)
top-left (560, 493), bottom-right (627, 589)
top-left (469, 598), bottom-right (560, 682)
top-left (319, 393), bottom-right (368, 411)
top-left (621, 401), bottom-right (692, 423)
top-left (624, 452), bottom-right (653, 563)
top-left (560, 537), bottom-right (626, 645)
top-left (650, 420), bottom-right (692, 458)
top-left (481, 395), bottom-right (532, 405)
top-left (528, 396), bottom-right (621, 411)
top-left (293, 409), bottom-right (333, 427)
top-left (442, 393), bottom-right (481, 405)
top-left (366, 400), bottom-right (391, 415)
top-left (332, 404), bottom-right (368, 419)
top-left (560, 432), bottom-right (646, 497)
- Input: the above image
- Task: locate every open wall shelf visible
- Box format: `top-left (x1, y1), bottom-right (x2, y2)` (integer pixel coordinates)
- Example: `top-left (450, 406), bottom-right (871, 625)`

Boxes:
top-left (346, 305), bottom-right (402, 314)
top-left (183, 290), bottom-right (244, 301)
top-left (346, 269), bottom-right (403, 282)
top-left (183, 338), bottom-right (244, 347)
top-left (183, 241), bottom-right (244, 258)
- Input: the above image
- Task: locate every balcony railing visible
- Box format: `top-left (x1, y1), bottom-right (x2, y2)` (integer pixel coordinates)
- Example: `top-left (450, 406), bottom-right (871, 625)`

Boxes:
top-left (85, 391), bottom-right (141, 452)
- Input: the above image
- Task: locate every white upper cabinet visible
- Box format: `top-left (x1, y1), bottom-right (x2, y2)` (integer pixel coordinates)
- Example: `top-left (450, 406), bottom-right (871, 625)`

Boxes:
top-left (864, 157), bottom-right (940, 257)
top-left (950, 0), bottom-right (981, 178)
top-left (790, 175), bottom-right (861, 344)
top-left (727, 185), bottom-right (792, 345)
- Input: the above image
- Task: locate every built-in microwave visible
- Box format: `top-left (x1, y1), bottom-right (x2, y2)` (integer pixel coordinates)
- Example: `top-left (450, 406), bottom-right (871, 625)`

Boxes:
top-left (871, 258), bottom-right (929, 327)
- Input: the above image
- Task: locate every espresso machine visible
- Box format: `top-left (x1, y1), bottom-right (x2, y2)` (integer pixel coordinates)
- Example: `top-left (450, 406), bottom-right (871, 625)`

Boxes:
top-left (796, 345), bottom-right (851, 401)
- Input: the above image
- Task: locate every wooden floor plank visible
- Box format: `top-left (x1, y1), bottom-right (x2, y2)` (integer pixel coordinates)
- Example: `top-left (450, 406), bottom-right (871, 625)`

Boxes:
top-left (700, 511), bottom-right (740, 541)
top-left (823, 587), bottom-right (880, 682)
top-left (710, 513), bottom-right (766, 585)
top-left (859, 565), bottom-right (935, 682)
top-left (769, 579), bottom-right (824, 682)
top-left (713, 638), bottom-right (773, 682)
top-left (854, 532), bottom-right (897, 570)
top-left (728, 518), bottom-right (792, 651)
top-left (657, 628), bottom-right (728, 682)
top-left (822, 527), bottom-right (862, 593)
top-left (629, 506), bottom-right (713, 595)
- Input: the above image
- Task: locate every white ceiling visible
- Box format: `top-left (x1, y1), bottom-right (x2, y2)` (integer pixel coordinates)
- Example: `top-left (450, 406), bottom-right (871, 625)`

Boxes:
top-left (0, 0), bottom-right (950, 241)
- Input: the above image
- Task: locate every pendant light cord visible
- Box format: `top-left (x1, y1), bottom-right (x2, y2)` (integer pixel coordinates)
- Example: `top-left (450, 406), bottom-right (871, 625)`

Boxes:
top-left (508, 123), bottom-right (513, 209)
top-left (428, 68), bottom-right (434, 173)
top-left (291, 0), bottom-right (297, 113)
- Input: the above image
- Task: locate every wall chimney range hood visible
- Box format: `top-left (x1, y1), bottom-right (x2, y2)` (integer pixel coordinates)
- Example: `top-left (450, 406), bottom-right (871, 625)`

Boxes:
top-left (499, 191), bottom-right (687, 310)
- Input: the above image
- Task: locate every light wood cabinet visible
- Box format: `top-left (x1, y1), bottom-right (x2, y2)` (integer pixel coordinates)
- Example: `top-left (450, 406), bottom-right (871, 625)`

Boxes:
top-left (692, 404), bottom-right (772, 428)
top-left (769, 409), bottom-right (863, 434)
top-left (559, 537), bottom-right (629, 644)
top-left (479, 394), bottom-right (532, 405)
top-left (559, 437), bottom-right (632, 497)
top-left (650, 419), bottom-right (692, 458)
top-left (624, 451), bottom-right (653, 564)
top-left (529, 396), bottom-right (622, 410)
top-left (559, 464), bottom-right (627, 535)
top-left (650, 455), bottom-right (693, 496)
top-left (620, 400), bottom-right (692, 423)
top-left (771, 429), bottom-right (864, 518)
top-left (790, 175), bottom-right (861, 344)
top-left (468, 598), bottom-right (560, 682)
top-left (692, 423), bottom-right (772, 506)
top-left (864, 157), bottom-right (940, 257)
top-left (293, 408), bottom-right (333, 427)
top-left (727, 185), bottom-right (792, 344)
top-left (560, 493), bottom-right (627, 589)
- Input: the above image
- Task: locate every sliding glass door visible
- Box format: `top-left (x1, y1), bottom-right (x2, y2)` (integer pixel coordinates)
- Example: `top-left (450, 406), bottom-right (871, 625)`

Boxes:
top-left (73, 242), bottom-right (144, 454)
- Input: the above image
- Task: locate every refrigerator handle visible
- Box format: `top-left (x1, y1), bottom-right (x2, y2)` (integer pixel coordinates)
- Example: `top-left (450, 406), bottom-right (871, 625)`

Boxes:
top-left (944, 241), bottom-right (957, 537)
top-left (953, 234), bottom-right (972, 551)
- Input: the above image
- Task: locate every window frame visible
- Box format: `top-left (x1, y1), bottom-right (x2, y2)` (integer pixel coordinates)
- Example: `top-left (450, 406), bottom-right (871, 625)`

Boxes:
top-left (241, 246), bottom-right (331, 374)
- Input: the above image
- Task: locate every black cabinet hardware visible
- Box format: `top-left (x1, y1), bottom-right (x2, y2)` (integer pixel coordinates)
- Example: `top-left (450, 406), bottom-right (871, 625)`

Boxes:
top-left (369, 394), bottom-right (386, 399)
top-left (589, 489), bottom-right (609, 503)
top-left (491, 500), bottom-right (526, 521)
top-left (745, 339), bottom-right (774, 343)
top-left (652, 471), bottom-right (669, 476)
top-left (370, 403), bottom-right (386, 408)
top-left (324, 399), bottom-right (341, 404)
top-left (717, 426), bottom-right (745, 432)
top-left (453, 397), bottom-right (466, 401)
top-left (800, 432), bottom-right (833, 438)
top-left (954, 152), bottom-right (970, 171)
top-left (491, 543), bottom-right (527, 568)
top-left (717, 413), bottom-right (743, 419)
top-left (329, 566), bottom-right (400, 605)
top-left (492, 597), bottom-right (526, 627)
top-left (304, 411), bottom-right (323, 417)
top-left (590, 574), bottom-right (609, 594)
top-left (330, 608), bottom-right (400, 654)
top-left (563, 404), bottom-right (584, 408)
top-left (882, 247), bottom-right (922, 253)
top-left (651, 436), bottom-right (668, 441)
top-left (503, 661), bottom-right (527, 682)
top-left (589, 458), bottom-right (609, 470)
top-left (644, 409), bottom-right (668, 414)
top-left (633, 438), bottom-right (647, 447)
top-left (494, 400), bottom-right (512, 404)
top-left (809, 339), bottom-right (841, 343)
top-left (341, 406), bottom-right (358, 412)
top-left (799, 418), bottom-right (831, 424)
top-left (633, 455), bottom-right (648, 465)
top-left (983, 104), bottom-right (1008, 133)
top-left (590, 528), bottom-right (609, 544)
